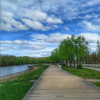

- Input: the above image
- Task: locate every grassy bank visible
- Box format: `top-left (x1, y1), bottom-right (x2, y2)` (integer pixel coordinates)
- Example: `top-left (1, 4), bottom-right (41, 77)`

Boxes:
top-left (63, 66), bottom-right (100, 87)
top-left (0, 64), bottom-right (49, 100)
top-left (91, 82), bottom-right (100, 87)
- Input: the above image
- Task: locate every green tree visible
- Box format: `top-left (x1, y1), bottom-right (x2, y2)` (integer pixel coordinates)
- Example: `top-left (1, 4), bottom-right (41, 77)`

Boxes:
top-left (50, 35), bottom-right (90, 68)
top-left (97, 41), bottom-right (100, 63)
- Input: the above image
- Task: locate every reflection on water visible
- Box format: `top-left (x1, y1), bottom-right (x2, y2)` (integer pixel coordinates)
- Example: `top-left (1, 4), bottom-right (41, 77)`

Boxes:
top-left (0, 64), bottom-right (34, 77)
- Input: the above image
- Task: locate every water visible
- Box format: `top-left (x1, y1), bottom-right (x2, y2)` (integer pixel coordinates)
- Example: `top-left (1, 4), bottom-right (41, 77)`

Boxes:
top-left (0, 64), bottom-right (34, 77)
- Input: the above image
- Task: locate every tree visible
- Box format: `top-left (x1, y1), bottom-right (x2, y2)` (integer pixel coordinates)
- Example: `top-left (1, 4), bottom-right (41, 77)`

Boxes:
top-left (91, 52), bottom-right (97, 63)
top-left (96, 41), bottom-right (100, 63)
top-left (50, 35), bottom-right (90, 68)
top-left (50, 48), bottom-right (59, 63)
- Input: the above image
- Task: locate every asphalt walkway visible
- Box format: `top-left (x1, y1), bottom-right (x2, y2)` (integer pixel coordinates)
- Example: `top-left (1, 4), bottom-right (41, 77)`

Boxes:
top-left (84, 67), bottom-right (100, 72)
top-left (23, 65), bottom-right (100, 100)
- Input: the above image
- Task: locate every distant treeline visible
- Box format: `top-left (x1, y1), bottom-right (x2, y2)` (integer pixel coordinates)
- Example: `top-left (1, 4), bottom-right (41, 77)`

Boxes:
top-left (82, 41), bottom-right (100, 64)
top-left (85, 52), bottom-right (100, 64)
top-left (0, 55), bottom-right (47, 67)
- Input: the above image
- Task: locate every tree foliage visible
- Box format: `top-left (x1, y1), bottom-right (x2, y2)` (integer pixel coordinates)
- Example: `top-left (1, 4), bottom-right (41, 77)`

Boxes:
top-left (96, 41), bottom-right (100, 63)
top-left (49, 35), bottom-right (90, 66)
top-left (0, 55), bottom-right (46, 67)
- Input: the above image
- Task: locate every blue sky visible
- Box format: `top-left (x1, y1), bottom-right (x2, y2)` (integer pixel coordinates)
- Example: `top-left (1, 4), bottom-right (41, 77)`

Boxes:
top-left (1, 0), bottom-right (100, 57)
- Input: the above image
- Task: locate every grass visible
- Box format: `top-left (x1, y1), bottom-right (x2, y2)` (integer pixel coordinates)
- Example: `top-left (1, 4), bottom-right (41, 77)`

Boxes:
top-left (63, 66), bottom-right (100, 79)
top-left (91, 82), bottom-right (100, 87)
top-left (84, 66), bottom-right (100, 68)
top-left (0, 64), bottom-right (49, 100)
top-left (63, 66), bottom-right (100, 87)
top-left (28, 64), bottom-right (41, 69)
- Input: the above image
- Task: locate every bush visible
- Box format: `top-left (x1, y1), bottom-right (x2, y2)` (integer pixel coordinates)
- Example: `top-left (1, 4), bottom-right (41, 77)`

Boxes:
top-left (28, 66), bottom-right (34, 69)
top-left (61, 63), bottom-right (66, 67)
top-left (78, 63), bottom-right (83, 69)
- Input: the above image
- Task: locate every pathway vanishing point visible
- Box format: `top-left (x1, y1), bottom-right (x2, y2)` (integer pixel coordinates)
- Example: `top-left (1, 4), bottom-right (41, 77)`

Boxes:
top-left (23, 65), bottom-right (100, 100)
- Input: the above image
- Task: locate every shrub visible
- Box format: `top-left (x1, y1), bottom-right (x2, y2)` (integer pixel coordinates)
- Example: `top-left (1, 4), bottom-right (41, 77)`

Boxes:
top-left (28, 66), bottom-right (34, 69)
top-left (61, 63), bottom-right (66, 67)
top-left (78, 63), bottom-right (83, 69)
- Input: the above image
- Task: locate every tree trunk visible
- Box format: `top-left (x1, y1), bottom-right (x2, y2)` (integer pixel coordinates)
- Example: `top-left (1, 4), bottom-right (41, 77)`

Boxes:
top-left (66, 60), bottom-right (68, 65)
top-left (73, 60), bottom-right (75, 67)
top-left (70, 61), bottom-right (72, 66)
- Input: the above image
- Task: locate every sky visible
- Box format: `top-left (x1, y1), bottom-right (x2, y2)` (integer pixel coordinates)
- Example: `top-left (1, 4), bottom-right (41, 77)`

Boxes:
top-left (1, 0), bottom-right (100, 57)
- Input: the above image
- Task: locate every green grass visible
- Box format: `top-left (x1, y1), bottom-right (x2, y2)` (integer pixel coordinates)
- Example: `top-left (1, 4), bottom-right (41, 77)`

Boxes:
top-left (91, 82), bottom-right (100, 87)
top-left (63, 66), bottom-right (100, 79)
top-left (28, 64), bottom-right (42, 69)
top-left (84, 66), bottom-right (100, 68)
top-left (63, 66), bottom-right (100, 87)
top-left (0, 64), bottom-right (49, 100)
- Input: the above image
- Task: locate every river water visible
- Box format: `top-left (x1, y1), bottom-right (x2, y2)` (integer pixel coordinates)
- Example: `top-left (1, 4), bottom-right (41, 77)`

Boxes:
top-left (0, 64), bottom-right (34, 77)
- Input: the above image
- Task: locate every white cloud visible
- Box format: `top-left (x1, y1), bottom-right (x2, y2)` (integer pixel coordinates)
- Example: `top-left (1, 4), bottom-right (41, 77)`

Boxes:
top-left (93, 18), bottom-right (100, 24)
top-left (1, 0), bottom-right (18, 11)
top-left (1, 22), bottom-right (14, 31)
top-left (31, 33), bottom-right (71, 43)
top-left (65, 27), bottom-right (70, 30)
top-left (83, 14), bottom-right (98, 19)
top-left (23, 44), bottom-right (47, 50)
top-left (46, 17), bottom-right (63, 24)
top-left (67, 16), bottom-right (76, 21)
top-left (83, 15), bottom-right (92, 19)
top-left (22, 19), bottom-right (51, 31)
top-left (19, 47), bottom-right (55, 57)
top-left (21, 9), bottom-right (47, 21)
top-left (26, 52), bottom-right (48, 57)
top-left (31, 34), bottom-right (47, 40)
top-left (17, 0), bottom-right (35, 7)
top-left (30, 51), bottom-right (51, 57)
top-left (78, 21), bottom-right (100, 31)
top-left (1, 10), bottom-right (29, 31)
top-left (0, 46), bottom-right (20, 51)
top-left (22, 19), bottom-right (43, 30)
top-left (85, 0), bottom-right (100, 7)
top-left (80, 33), bottom-right (100, 43)
top-left (51, 25), bottom-right (59, 28)
top-left (45, 33), bottom-right (71, 43)
top-left (0, 40), bottom-right (28, 45)
top-left (0, 47), bottom-right (9, 51)
top-left (12, 47), bottom-right (20, 50)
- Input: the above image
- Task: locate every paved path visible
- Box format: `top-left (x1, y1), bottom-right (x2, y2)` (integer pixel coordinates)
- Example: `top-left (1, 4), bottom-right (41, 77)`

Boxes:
top-left (84, 67), bottom-right (100, 72)
top-left (23, 65), bottom-right (100, 100)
